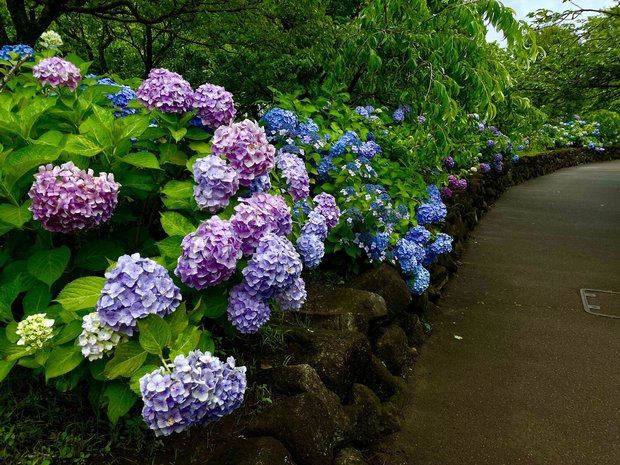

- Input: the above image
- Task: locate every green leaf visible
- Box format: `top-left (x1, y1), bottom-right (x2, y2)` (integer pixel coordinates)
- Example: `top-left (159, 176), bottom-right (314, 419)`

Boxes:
top-left (118, 172), bottom-right (155, 193)
top-left (122, 152), bottom-right (161, 170)
top-left (45, 344), bottom-right (83, 381)
top-left (197, 331), bottom-right (215, 354)
top-left (160, 212), bottom-right (196, 237)
top-left (104, 381), bottom-right (138, 425)
top-left (104, 341), bottom-right (147, 379)
top-left (0, 359), bottom-right (16, 382)
top-left (170, 326), bottom-right (200, 359)
top-left (170, 127), bottom-right (187, 142)
top-left (0, 278), bottom-right (21, 322)
top-left (54, 320), bottom-right (83, 345)
top-left (155, 236), bottom-right (183, 259)
top-left (188, 141), bottom-right (211, 153)
top-left (27, 246), bottom-right (71, 287)
top-left (166, 303), bottom-right (188, 337)
top-left (75, 240), bottom-right (124, 271)
top-left (55, 277), bottom-right (106, 311)
top-left (119, 115), bottom-right (150, 140)
top-left (138, 315), bottom-right (171, 355)
top-left (2, 144), bottom-right (62, 191)
top-left (203, 288), bottom-right (228, 319)
top-left (23, 283), bottom-right (52, 314)
top-left (162, 180), bottom-right (194, 199)
top-left (64, 134), bottom-right (103, 157)
top-left (0, 202), bottom-right (32, 228)
top-left (129, 364), bottom-right (160, 395)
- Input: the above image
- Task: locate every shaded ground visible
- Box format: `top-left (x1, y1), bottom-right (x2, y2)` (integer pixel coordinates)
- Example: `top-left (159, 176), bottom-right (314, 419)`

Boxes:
top-left (371, 160), bottom-right (620, 465)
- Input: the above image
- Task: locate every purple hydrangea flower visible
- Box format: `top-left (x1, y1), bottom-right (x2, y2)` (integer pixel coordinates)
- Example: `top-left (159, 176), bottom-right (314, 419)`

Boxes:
top-left (261, 108), bottom-right (298, 136)
top-left (352, 140), bottom-right (382, 160)
top-left (96, 253), bottom-right (182, 335)
top-left (243, 233), bottom-right (303, 298)
top-left (494, 162), bottom-right (503, 173)
top-left (494, 154), bottom-right (503, 163)
top-left (273, 277), bottom-right (307, 312)
top-left (140, 351), bottom-right (246, 436)
top-left (458, 179), bottom-right (467, 190)
top-left (448, 175), bottom-right (459, 190)
top-left (300, 210), bottom-right (328, 241)
top-left (479, 163), bottom-right (491, 173)
top-left (417, 115), bottom-right (426, 123)
top-left (211, 119), bottom-right (275, 186)
top-left (276, 151), bottom-right (310, 201)
top-left (405, 226), bottom-right (431, 246)
top-left (175, 217), bottom-right (242, 290)
top-left (392, 106), bottom-right (411, 123)
top-left (136, 68), bottom-right (193, 113)
top-left (28, 161), bottom-right (120, 233)
top-left (296, 233), bottom-right (325, 269)
top-left (486, 140), bottom-right (496, 147)
top-left (227, 281), bottom-right (271, 334)
top-left (406, 265), bottom-right (430, 295)
top-left (313, 193), bottom-right (340, 231)
top-left (441, 187), bottom-right (453, 198)
top-left (193, 83), bottom-right (236, 129)
top-left (192, 156), bottom-right (239, 212)
top-left (444, 156), bottom-right (455, 169)
top-left (32, 57), bottom-right (81, 91)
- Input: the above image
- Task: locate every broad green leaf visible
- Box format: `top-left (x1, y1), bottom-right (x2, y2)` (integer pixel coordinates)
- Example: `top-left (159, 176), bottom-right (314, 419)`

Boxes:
top-left (119, 115), bottom-right (150, 140)
top-left (188, 141), bottom-right (211, 153)
top-left (45, 344), bottom-right (83, 380)
top-left (0, 202), bottom-right (32, 228)
top-left (2, 144), bottom-right (62, 190)
top-left (166, 302), bottom-right (188, 336)
top-left (155, 236), bottom-right (183, 259)
top-left (122, 152), bottom-right (161, 170)
top-left (22, 283), bottom-right (52, 315)
top-left (160, 212), bottom-right (196, 237)
top-left (75, 239), bottom-right (124, 271)
top-left (104, 381), bottom-right (138, 425)
top-left (64, 134), bottom-right (103, 157)
top-left (55, 277), bottom-right (106, 311)
top-left (0, 359), bottom-right (16, 382)
top-left (54, 320), bottom-right (83, 345)
top-left (203, 288), bottom-right (228, 319)
top-left (197, 331), bottom-right (215, 354)
top-left (129, 364), bottom-right (160, 395)
top-left (170, 127), bottom-right (187, 142)
top-left (162, 180), bottom-right (194, 199)
top-left (138, 315), bottom-right (171, 355)
top-left (0, 278), bottom-right (21, 322)
top-left (104, 341), bottom-right (147, 379)
top-left (170, 326), bottom-right (200, 359)
top-left (27, 246), bottom-right (71, 287)
top-left (118, 172), bottom-right (156, 193)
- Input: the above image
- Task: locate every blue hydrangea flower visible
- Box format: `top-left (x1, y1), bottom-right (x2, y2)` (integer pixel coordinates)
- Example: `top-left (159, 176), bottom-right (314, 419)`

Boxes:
top-left (511, 155), bottom-right (520, 163)
top-left (415, 202), bottom-right (447, 225)
top-left (426, 185), bottom-right (442, 203)
top-left (317, 156), bottom-right (335, 180)
top-left (0, 44), bottom-right (35, 61)
top-left (392, 106), bottom-right (411, 123)
top-left (486, 140), bottom-right (496, 147)
top-left (296, 118), bottom-right (320, 142)
top-left (394, 238), bottom-right (420, 274)
top-left (296, 233), bottom-right (325, 269)
top-left (330, 131), bottom-right (359, 157)
top-left (494, 154), bottom-right (503, 163)
top-left (249, 174), bottom-right (272, 194)
top-left (355, 105), bottom-right (377, 121)
top-left (407, 265), bottom-right (430, 295)
top-left (429, 233), bottom-right (452, 256)
top-left (301, 210), bottom-right (328, 240)
top-left (352, 140), bottom-right (382, 159)
top-left (227, 281), bottom-right (271, 333)
top-left (261, 108), bottom-right (298, 136)
top-left (97, 253), bottom-right (182, 335)
top-left (405, 226), bottom-right (431, 245)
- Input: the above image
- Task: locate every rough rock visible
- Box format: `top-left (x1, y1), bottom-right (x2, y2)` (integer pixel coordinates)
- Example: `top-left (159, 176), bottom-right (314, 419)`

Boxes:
top-left (361, 354), bottom-right (407, 402)
top-left (373, 325), bottom-right (413, 375)
top-left (348, 264), bottom-right (412, 318)
top-left (206, 437), bottom-right (296, 465)
top-left (333, 447), bottom-right (369, 465)
top-left (399, 313), bottom-right (426, 347)
top-left (344, 384), bottom-right (401, 444)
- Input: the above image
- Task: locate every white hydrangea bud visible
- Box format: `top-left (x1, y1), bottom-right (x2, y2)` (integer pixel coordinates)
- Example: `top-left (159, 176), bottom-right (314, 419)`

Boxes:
top-left (470, 166), bottom-right (478, 173)
top-left (78, 312), bottom-right (127, 361)
top-left (16, 313), bottom-right (54, 350)
top-left (40, 30), bottom-right (63, 50)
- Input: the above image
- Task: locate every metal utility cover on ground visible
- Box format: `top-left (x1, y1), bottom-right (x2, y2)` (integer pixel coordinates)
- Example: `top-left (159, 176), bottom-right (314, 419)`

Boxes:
top-left (580, 289), bottom-right (620, 319)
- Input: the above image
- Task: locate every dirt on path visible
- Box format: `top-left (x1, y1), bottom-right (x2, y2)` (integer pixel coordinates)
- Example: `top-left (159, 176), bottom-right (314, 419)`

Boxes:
top-left (370, 160), bottom-right (620, 465)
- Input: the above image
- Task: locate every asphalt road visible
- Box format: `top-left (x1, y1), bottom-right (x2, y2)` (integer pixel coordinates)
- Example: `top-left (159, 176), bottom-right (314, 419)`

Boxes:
top-left (371, 160), bottom-right (620, 465)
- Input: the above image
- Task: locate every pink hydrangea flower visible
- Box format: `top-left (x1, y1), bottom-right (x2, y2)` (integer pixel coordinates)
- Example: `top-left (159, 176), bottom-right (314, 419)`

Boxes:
top-left (32, 57), bottom-right (81, 91)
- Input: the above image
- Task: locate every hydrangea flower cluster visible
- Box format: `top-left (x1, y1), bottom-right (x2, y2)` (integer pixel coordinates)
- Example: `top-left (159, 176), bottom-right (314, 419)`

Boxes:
top-left (28, 161), bottom-right (120, 233)
top-left (356, 231), bottom-right (391, 262)
top-left (16, 314), bottom-right (54, 351)
top-left (192, 156), bottom-right (239, 212)
top-left (405, 225), bottom-right (431, 246)
top-left (140, 351), bottom-right (246, 436)
top-left (444, 156), bottom-right (455, 170)
top-left (242, 233), bottom-right (303, 298)
top-left (96, 78), bottom-right (138, 117)
top-left (296, 233), bottom-right (325, 269)
top-left (193, 83), bottom-right (236, 129)
top-left (40, 30), bottom-right (63, 49)
top-left (273, 277), bottom-right (307, 312)
top-left (32, 57), bottom-right (81, 91)
top-left (407, 265), bottom-right (431, 295)
top-left (394, 238), bottom-right (424, 274)
top-left (312, 193), bottom-right (340, 231)
top-left (97, 254), bottom-right (182, 335)
top-left (211, 119), bottom-right (275, 186)
top-left (275, 151), bottom-right (310, 201)
top-left (392, 105), bottom-right (412, 123)
top-left (227, 282), bottom-right (271, 334)
top-left (0, 44), bottom-right (35, 61)
top-left (136, 68), bottom-right (193, 113)
top-left (415, 186), bottom-right (447, 225)
top-left (230, 193), bottom-right (292, 256)
top-left (355, 105), bottom-right (378, 121)
top-left (78, 312), bottom-right (127, 360)
top-left (175, 217), bottom-right (242, 289)
top-left (511, 155), bottom-right (520, 163)
top-left (424, 233), bottom-right (453, 265)
top-left (261, 108), bottom-right (298, 138)
top-left (479, 162), bottom-right (491, 173)
top-left (249, 175), bottom-right (272, 194)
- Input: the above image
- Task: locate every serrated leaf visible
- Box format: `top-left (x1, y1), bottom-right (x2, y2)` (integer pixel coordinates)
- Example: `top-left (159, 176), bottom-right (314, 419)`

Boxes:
top-left (45, 344), bottom-right (83, 380)
top-left (27, 246), bottom-right (71, 287)
top-left (122, 152), bottom-right (161, 170)
top-left (2, 144), bottom-right (62, 191)
top-left (129, 364), bottom-right (160, 395)
top-left (23, 283), bottom-right (52, 314)
top-left (119, 115), bottom-right (150, 140)
top-left (160, 212), bottom-right (195, 237)
top-left (166, 303), bottom-right (188, 336)
top-left (64, 134), bottom-right (103, 157)
top-left (197, 331), bottom-right (215, 354)
top-left (104, 341), bottom-right (147, 379)
top-left (55, 277), bottom-right (106, 311)
top-left (155, 236), bottom-right (183, 259)
top-left (54, 320), bottom-right (83, 345)
top-left (75, 240), bottom-right (124, 271)
top-left (138, 315), bottom-right (171, 355)
top-left (0, 202), bottom-right (32, 228)
top-left (162, 180), bottom-right (194, 199)
top-left (104, 381), bottom-right (138, 425)
top-left (170, 326), bottom-right (200, 359)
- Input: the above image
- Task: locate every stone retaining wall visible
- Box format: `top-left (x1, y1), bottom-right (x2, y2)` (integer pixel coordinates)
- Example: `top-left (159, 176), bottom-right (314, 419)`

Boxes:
top-left (204, 147), bottom-right (620, 465)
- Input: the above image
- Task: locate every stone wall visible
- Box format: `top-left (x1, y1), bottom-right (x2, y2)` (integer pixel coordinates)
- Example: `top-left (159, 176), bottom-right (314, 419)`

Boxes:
top-left (204, 147), bottom-right (620, 465)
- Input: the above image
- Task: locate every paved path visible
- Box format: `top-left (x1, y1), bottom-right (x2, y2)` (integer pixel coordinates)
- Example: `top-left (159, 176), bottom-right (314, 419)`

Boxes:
top-left (372, 160), bottom-right (620, 465)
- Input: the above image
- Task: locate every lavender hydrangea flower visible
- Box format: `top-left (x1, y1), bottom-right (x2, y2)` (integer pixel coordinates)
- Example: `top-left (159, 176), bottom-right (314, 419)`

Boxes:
top-left (417, 115), bottom-right (426, 123)
top-left (136, 68), bottom-right (193, 113)
top-left (78, 312), bottom-right (127, 361)
top-left (405, 226), bottom-right (431, 246)
top-left (486, 140), bottom-right (496, 147)
top-left (441, 187), bottom-right (453, 198)
top-left (261, 108), bottom-right (298, 136)
top-left (276, 151), bottom-right (310, 201)
top-left (192, 156), bottom-right (239, 212)
top-left (211, 119), bottom-right (275, 186)
top-left (448, 175), bottom-right (459, 190)
top-left (29, 161), bottom-right (120, 233)
top-left (97, 253), bottom-right (182, 335)
top-left (273, 277), bottom-right (307, 312)
top-left (313, 192), bottom-right (340, 231)
top-left (32, 57), bottom-right (81, 91)
top-left (175, 217), bottom-right (242, 290)
top-left (356, 105), bottom-right (377, 121)
top-left (494, 154), bottom-right (503, 163)
top-left (444, 156), bottom-right (455, 169)
top-left (231, 193), bottom-right (293, 256)
top-left (0, 44), bottom-right (35, 61)
top-left (392, 106), bottom-right (411, 123)
top-left (458, 179), bottom-right (468, 190)
top-left (494, 162), bottom-right (503, 173)
top-left (407, 265), bottom-right (430, 295)
top-left (296, 118), bottom-right (320, 143)
top-left (243, 233), bottom-right (303, 298)
top-left (140, 351), bottom-right (246, 436)
top-left (300, 210), bottom-right (328, 241)
top-left (227, 281), bottom-right (271, 334)
top-left (479, 163), bottom-right (491, 173)
top-left (296, 233), bottom-right (325, 269)
top-left (193, 83), bottom-right (236, 129)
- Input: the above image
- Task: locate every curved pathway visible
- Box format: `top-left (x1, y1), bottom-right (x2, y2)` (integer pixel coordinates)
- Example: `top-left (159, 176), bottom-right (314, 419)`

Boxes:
top-left (372, 160), bottom-right (620, 465)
